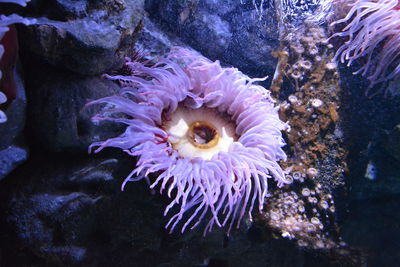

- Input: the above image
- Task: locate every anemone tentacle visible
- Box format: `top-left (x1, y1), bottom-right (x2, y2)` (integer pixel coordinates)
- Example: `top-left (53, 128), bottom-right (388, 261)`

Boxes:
top-left (330, 0), bottom-right (400, 96)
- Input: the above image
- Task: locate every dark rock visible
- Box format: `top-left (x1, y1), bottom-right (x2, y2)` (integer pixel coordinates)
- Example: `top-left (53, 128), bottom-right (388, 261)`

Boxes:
top-left (223, 9), bottom-right (279, 79)
top-left (19, 0), bottom-right (144, 75)
top-left (2, 154), bottom-right (307, 267)
top-left (11, 192), bottom-right (92, 265)
top-left (149, 0), bottom-right (232, 60)
top-left (24, 0), bottom-right (89, 20)
top-left (384, 124), bottom-right (400, 162)
top-left (4, 157), bottom-right (128, 266)
top-left (28, 73), bottom-right (124, 153)
top-left (199, 0), bottom-right (242, 16)
top-left (181, 11), bottom-right (232, 60)
top-left (0, 145), bottom-right (28, 180)
top-left (0, 67), bottom-right (28, 180)
top-left (145, 0), bottom-right (279, 79)
top-left (49, 0), bottom-right (88, 19)
top-left (135, 17), bottom-right (183, 58)
top-left (149, 1), bottom-right (232, 59)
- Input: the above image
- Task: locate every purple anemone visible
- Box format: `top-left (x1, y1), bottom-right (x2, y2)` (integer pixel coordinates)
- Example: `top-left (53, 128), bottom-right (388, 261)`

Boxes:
top-left (88, 47), bottom-right (290, 234)
top-left (330, 0), bottom-right (400, 96)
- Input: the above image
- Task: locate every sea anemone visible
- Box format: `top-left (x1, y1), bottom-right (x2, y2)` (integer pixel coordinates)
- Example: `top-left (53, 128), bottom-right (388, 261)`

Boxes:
top-left (88, 47), bottom-right (290, 234)
top-left (330, 0), bottom-right (400, 96)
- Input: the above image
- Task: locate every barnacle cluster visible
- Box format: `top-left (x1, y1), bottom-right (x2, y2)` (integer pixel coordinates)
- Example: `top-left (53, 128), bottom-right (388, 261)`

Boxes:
top-left (262, 180), bottom-right (339, 249)
top-left (273, 23), bottom-right (345, 179)
top-left (274, 23), bottom-right (335, 89)
top-left (330, 0), bottom-right (400, 96)
top-left (89, 47), bottom-right (291, 234)
top-left (264, 22), bottom-right (347, 248)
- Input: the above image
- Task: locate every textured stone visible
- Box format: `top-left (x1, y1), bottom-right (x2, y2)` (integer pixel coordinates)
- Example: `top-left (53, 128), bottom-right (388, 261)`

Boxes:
top-left (385, 124), bottom-right (400, 162)
top-left (19, 0), bottom-right (144, 75)
top-left (181, 11), bottom-right (232, 59)
top-left (135, 17), bottom-right (182, 58)
top-left (28, 73), bottom-right (124, 153)
top-left (200, 0), bottom-right (242, 16)
top-left (145, 0), bottom-right (279, 78)
top-left (0, 145), bottom-right (28, 180)
top-left (4, 157), bottom-right (124, 266)
top-left (223, 8), bottom-right (279, 78)
top-left (2, 155), bottom-right (308, 267)
top-left (50, 0), bottom-right (88, 18)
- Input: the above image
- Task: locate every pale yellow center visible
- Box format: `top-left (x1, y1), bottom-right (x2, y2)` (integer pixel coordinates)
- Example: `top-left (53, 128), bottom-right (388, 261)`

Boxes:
top-left (163, 107), bottom-right (236, 160)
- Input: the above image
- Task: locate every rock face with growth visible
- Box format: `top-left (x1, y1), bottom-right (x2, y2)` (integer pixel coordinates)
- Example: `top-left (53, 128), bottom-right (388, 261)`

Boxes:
top-left (2, 0), bottom-right (399, 266)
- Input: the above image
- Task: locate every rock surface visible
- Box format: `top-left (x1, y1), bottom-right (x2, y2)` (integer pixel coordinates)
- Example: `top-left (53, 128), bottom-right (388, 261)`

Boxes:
top-left (27, 73), bottom-right (123, 153)
top-left (1, 154), bottom-right (308, 267)
top-left (0, 145), bottom-right (28, 180)
top-left (145, 0), bottom-right (279, 79)
top-left (18, 0), bottom-right (144, 75)
top-left (0, 66), bottom-right (28, 180)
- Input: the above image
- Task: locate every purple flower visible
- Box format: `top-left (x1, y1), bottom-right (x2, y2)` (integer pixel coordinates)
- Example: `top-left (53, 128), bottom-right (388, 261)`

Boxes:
top-left (88, 47), bottom-right (290, 234)
top-left (330, 0), bottom-right (400, 96)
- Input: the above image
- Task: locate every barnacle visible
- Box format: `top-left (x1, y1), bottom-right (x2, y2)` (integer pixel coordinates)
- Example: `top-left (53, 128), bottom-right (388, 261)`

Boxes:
top-left (330, 0), bottom-right (400, 96)
top-left (88, 47), bottom-right (290, 234)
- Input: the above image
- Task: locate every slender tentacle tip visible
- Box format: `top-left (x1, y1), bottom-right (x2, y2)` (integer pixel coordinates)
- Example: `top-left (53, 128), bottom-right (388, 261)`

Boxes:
top-left (87, 47), bottom-right (291, 235)
top-left (330, 0), bottom-right (400, 97)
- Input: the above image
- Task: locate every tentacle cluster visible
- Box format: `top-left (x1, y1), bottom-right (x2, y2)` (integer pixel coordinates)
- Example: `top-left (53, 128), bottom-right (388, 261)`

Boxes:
top-left (89, 47), bottom-right (290, 234)
top-left (330, 0), bottom-right (400, 96)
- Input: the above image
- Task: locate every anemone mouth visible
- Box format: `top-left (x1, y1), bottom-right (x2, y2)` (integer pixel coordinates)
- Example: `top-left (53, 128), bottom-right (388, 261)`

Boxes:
top-left (163, 106), bottom-right (237, 160)
top-left (188, 121), bottom-right (219, 148)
